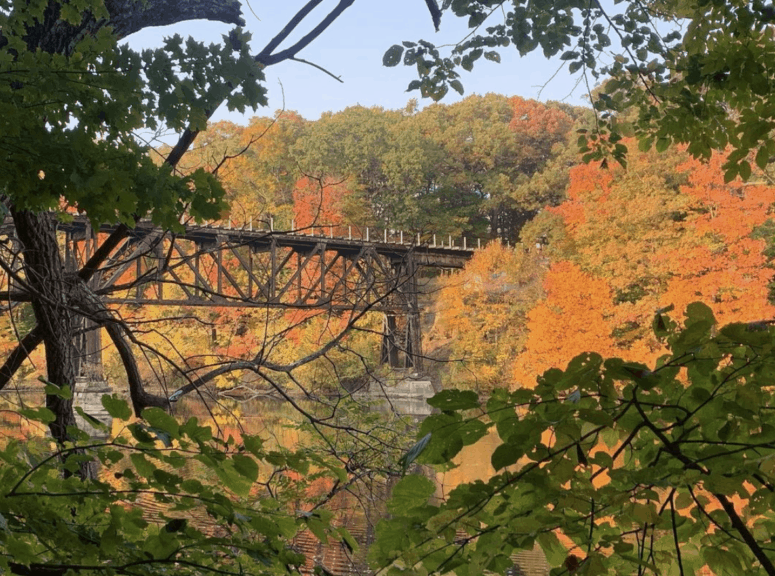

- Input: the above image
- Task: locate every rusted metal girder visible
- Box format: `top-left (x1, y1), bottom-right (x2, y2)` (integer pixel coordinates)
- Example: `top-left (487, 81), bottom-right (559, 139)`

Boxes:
top-left (2, 216), bottom-right (476, 372)
top-left (58, 218), bottom-right (473, 313)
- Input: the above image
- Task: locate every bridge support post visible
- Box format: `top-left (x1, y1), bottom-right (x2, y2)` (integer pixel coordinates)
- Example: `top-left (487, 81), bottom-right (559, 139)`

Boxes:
top-left (66, 224), bottom-right (112, 436)
top-left (380, 314), bottom-right (400, 367)
top-left (404, 313), bottom-right (422, 370)
top-left (378, 253), bottom-right (424, 371)
top-left (404, 253), bottom-right (422, 371)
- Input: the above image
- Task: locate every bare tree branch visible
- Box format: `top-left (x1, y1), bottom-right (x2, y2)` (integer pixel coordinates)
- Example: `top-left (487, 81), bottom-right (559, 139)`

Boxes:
top-left (0, 326), bottom-right (43, 391)
top-left (256, 0), bottom-right (356, 66)
top-left (288, 57), bottom-right (343, 83)
top-left (102, 320), bottom-right (169, 414)
top-left (254, 0), bottom-right (326, 60)
top-left (424, 0), bottom-right (441, 31)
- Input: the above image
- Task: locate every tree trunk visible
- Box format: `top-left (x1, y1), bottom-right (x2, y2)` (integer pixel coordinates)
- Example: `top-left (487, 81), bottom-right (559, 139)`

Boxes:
top-left (11, 209), bottom-right (79, 444)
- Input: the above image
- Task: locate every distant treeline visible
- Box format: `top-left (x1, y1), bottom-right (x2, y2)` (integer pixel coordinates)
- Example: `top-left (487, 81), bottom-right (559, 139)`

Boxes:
top-left (166, 94), bottom-right (591, 243)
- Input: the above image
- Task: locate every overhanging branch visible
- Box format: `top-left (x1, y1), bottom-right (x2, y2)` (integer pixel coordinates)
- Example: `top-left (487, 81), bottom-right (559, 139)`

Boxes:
top-left (255, 0), bottom-right (356, 65)
top-left (106, 0), bottom-right (245, 38)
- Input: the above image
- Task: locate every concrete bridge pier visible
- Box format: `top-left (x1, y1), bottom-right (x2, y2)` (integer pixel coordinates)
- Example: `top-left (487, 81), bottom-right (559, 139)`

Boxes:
top-left (73, 322), bottom-right (112, 437)
top-left (66, 222), bottom-right (113, 437)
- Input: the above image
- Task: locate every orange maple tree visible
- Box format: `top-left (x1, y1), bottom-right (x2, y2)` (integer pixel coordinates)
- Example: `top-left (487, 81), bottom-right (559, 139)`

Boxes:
top-left (658, 153), bottom-right (775, 324)
top-left (292, 177), bottom-right (351, 233)
top-left (440, 144), bottom-right (775, 391)
top-left (511, 261), bottom-right (620, 387)
top-left (430, 242), bottom-right (545, 390)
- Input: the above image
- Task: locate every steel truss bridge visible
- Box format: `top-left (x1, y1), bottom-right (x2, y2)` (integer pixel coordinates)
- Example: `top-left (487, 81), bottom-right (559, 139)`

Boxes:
top-left (51, 217), bottom-right (476, 370)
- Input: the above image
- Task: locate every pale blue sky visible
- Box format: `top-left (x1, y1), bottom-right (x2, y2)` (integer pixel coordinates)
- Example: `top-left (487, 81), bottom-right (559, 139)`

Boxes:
top-left (126, 1), bottom-right (591, 125)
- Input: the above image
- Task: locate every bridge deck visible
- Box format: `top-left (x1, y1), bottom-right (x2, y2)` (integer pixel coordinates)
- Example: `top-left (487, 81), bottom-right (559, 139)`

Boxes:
top-left (25, 217), bottom-right (477, 315)
top-left (0, 216), bottom-right (479, 370)
top-left (61, 218), bottom-right (476, 269)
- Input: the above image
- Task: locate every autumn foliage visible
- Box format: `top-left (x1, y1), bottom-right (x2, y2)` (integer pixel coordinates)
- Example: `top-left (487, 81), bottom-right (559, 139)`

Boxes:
top-left (292, 177), bottom-right (350, 231)
top-left (435, 143), bottom-right (775, 391)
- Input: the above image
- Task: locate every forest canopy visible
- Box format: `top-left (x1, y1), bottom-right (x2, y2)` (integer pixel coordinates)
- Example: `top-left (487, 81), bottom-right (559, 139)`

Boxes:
top-left (178, 95), bottom-right (587, 242)
top-left (391, 0), bottom-right (775, 180)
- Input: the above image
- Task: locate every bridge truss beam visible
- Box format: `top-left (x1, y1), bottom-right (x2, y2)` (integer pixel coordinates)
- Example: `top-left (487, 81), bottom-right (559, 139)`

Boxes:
top-left (53, 218), bottom-right (472, 371)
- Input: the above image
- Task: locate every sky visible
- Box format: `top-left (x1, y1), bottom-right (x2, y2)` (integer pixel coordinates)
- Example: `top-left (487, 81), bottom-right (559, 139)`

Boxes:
top-left (125, 1), bottom-right (592, 126)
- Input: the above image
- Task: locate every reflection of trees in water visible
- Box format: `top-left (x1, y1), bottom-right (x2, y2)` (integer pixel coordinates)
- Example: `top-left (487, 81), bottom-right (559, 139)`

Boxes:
top-left (294, 484), bottom-right (391, 575)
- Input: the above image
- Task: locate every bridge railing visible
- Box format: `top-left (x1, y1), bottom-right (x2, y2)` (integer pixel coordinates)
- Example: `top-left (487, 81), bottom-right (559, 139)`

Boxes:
top-left (196, 216), bottom-right (484, 252)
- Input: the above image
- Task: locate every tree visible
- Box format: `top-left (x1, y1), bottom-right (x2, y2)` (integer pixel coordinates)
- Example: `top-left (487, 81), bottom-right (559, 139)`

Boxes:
top-left (384, 0), bottom-right (775, 178)
top-left (292, 176), bottom-right (351, 231)
top-left (407, 94), bottom-right (580, 240)
top-left (1, 3), bottom-right (458, 571)
top-left (376, 304), bottom-right (775, 576)
top-left (0, 0), bottom-right (396, 449)
top-left (0, 396), bottom-right (350, 575)
top-left (511, 261), bottom-right (619, 387)
top-left (218, 112), bottom-right (307, 229)
top-left (291, 95), bottom-right (582, 240)
top-left (293, 105), bottom-right (434, 230)
top-left (526, 143), bottom-right (775, 350)
top-left (429, 242), bottom-right (545, 391)
top-left (399, 135), bottom-right (775, 573)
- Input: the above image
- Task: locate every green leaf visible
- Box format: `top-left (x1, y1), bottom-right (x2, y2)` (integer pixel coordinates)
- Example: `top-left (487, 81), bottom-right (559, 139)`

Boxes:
top-left (387, 475), bottom-right (435, 514)
top-left (702, 547), bottom-right (744, 573)
top-left (180, 479), bottom-right (203, 493)
top-left (536, 531), bottom-right (566, 565)
top-left (102, 394), bottom-right (132, 420)
top-left (215, 462), bottom-right (252, 497)
top-left (685, 302), bottom-right (715, 326)
top-left (484, 51), bottom-right (500, 63)
top-left (427, 390), bottom-right (479, 411)
top-left (232, 454), bottom-right (259, 482)
top-left (337, 527), bottom-right (359, 554)
top-left (75, 407), bottom-right (108, 431)
top-left (142, 407), bottom-right (180, 438)
top-left (585, 554), bottom-right (607, 575)
top-left (490, 442), bottom-right (523, 471)
top-left (638, 137), bottom-right (653, 152)
top-left (383, 45), bottom-right (404, 67)
top-left (129, 453), bottom-right (157, 479)
top-left (739, 160), bottom-right (752, 181)
top-left (243, 435), bottom-right (263, 457)
top-left (756, 146), bottom-right (770, 170)
top-left (418, 414), bottom-right (466, 463)
top-left (180, 417), bottom-right (212, 442)
top-left (40, 378), bottom-right (72, 399)
top-left (18, 407), bottom-right (56, 424)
